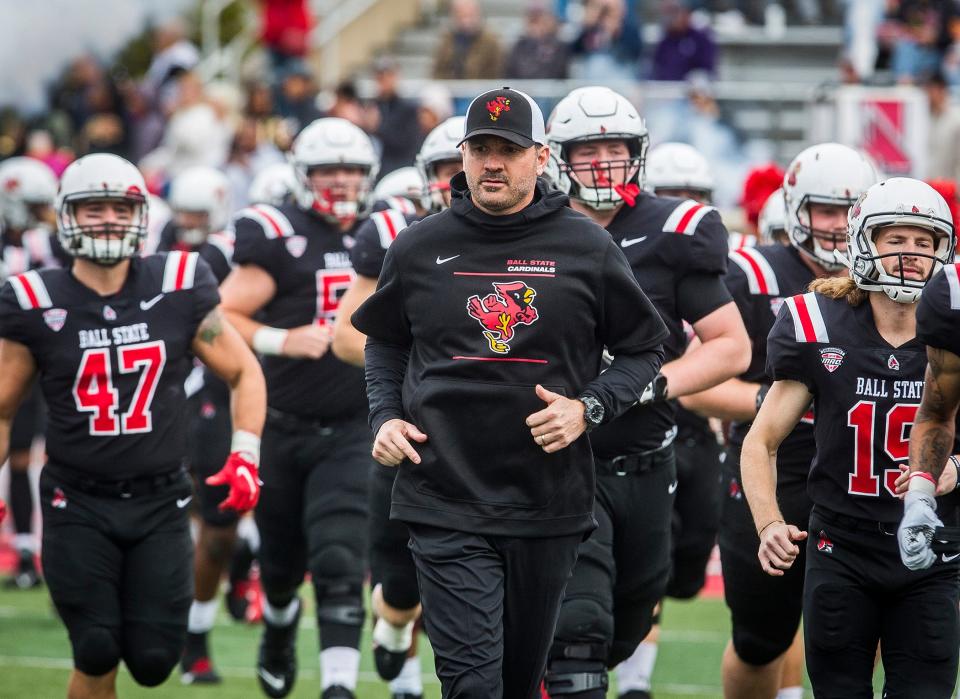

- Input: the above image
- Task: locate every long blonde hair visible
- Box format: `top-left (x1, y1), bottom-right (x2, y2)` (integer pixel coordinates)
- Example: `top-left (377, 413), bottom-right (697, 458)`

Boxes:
top-left (808, 276), bottom-right (867, 306)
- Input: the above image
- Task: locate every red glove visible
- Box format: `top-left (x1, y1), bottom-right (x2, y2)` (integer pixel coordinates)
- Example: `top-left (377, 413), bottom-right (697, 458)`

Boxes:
top-left (0, 498), bottom-right (6, 524)
top-left (206, 452), bottom-right (260, 513)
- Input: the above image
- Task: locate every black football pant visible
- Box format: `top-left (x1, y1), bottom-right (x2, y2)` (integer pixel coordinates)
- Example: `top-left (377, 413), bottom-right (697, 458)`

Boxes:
top-left (8, 383), bottom-right (44, 538)
top-left (408, 523), bottom-right (580, 699)
top-left (185, 381), bottom-right (234, 527)
top-left (40, 464), bottom-right (193, 686)
top-left (546, 446), bottom-right (676, 697)
top-left (667, 424), bottom-right (722, 599)
top-left (255, 412), bottom-right (370, 650)
top-left (804, 507), bottom-right (959, 698)
top-left (368, 463), bottom-right (419, 610)
top-left (719, 444), bottom-right (812, 666)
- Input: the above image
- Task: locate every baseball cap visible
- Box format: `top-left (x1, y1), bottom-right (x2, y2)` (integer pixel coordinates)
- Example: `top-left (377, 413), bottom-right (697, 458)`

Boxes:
top-left (459, 87), bottom-right (546, 149)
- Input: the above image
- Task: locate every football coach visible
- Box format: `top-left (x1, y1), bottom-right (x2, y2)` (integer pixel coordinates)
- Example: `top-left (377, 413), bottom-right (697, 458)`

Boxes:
top-left (352, 87), bottom-right (668, 699)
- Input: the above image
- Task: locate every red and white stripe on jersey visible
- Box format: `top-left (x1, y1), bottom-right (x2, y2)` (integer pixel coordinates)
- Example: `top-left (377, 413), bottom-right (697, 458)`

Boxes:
top-left (727, 231), bottom-right (757, 250)
top-left (784, 292), bottom-right (829, 343)
top-left (8, 270), bottom-right (52, 309)
top-left (371, 209), bottom-right (409, 249)
top-left (663, 200), bottom-right (715, 235)
top-left (207, 230), bottom-right (235, 264)
top-left (728, 247), bottom-right (780, 296)
top-left (162, 251), bottom-right (199, 292)
top-left (235, 204), bottom-right (295, 239)
top-left (385, 196), bottom-right (416, 216)
top-left (944, 262), bottom-right (960, 310)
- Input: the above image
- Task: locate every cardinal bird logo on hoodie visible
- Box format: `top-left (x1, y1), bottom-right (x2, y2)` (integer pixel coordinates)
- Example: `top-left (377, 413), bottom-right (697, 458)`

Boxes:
top-left (466, 281), bottom-right (539, 354)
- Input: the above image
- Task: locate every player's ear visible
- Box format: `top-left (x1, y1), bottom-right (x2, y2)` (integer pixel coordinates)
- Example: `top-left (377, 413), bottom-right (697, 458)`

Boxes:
top-left (535, 145), bottom-right (550, 176)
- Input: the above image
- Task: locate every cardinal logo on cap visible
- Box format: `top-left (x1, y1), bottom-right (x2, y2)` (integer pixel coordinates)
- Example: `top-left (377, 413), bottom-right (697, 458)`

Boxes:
top-left (486, 96), bottom-right (511, 122)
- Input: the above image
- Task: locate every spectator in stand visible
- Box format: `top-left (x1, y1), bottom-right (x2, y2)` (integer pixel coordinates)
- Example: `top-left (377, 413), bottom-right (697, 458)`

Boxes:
top-left (324, 81), bottom-right (369, 130)
top-left (224, 116), bottom-right (285, 209)
top-left (878, 0), bottom-right (957, 84)
top-left (246, 81), bottom-right (295, 151)
top-left (432, 0), bottom-right (503, 79)
top-left (417, 84), bottom-right (454, 139)
top-left (258, 0), bottom-right (313, 77)
top-left (24, 130), bottom-right (72, 178)
top-left (505, 3), bottom-right (571, 79)
top-left (274, 60), bottom-right (323, 136)
top-left (370, 58), bottom-right (422, 177)
top-left (571, 0), bottom-right (642, 80)
top-left (924, 71), bottom-right (960, 183)
top-left (142, 18), bottom-right (200, 108)
top-left (650, 0), bottom-right (717, 81)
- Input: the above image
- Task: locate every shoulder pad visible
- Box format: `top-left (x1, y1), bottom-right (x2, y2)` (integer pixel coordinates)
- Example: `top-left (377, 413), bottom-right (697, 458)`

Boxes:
top-left (943, 262), bottom-right (960, 309)
top-left (234, 204), bottom-right (295, 239)
top-left (727, 231), bottom-right (757, 250)
top-left (369, 209), bottom-right (410, 249)
top-left (384, 196), bottom-right (417, 216)
top-left (727, 247), bottom-right (780, 296)
top-left (7, 270), bottom-right (52, 309)
top-left (162, 251), bottom-right (200, 292)
top-left (206, 231), bottom-right (235, 264)
top-left (663, 200), bottom-right (716, 235)
top-left (783, 292), bottom-right (829, 343)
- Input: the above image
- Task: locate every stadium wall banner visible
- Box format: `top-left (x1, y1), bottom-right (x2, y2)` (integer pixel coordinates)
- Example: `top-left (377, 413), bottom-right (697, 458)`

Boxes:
top-left (813, 86), bottom-right (929, 178)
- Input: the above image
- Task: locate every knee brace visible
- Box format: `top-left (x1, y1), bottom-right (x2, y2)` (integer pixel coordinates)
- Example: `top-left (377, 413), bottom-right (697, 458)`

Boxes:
top-left (381, 569), bottom-right (420, 611)
top-left (72, 626), bottom-right (121, 677)
top-left (309, 542), bottom-right (362, 594)
top-left (124, 646), bottom-right (178, 687)
top-left (553, 596), bottom-right (613, 647)
top-left (544, 656), bottom-right (608, 697)
top-left (732, 625), bottom-right (795, 667)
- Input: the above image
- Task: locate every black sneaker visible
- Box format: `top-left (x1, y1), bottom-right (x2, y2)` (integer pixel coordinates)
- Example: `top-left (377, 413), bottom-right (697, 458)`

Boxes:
top-left (257, 601), bottom-right (300, 698)
top-left (619, 691), bottom-right (652, 699)
top-left (321, 686), bottom-right (355, 699)
top-left (180, 632), bottom-right (222, 685)
top-left (391, 694), bottom-right (424, 699)
top-left (4, 550), bottom-right (41, 590)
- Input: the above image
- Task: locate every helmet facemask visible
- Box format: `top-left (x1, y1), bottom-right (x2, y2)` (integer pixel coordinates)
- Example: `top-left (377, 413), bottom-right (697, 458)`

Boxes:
top-left (555, 136), bottom-right (647, 211)
top-left (58, 191), bottom-right (148, 266)
top-left (790, 195), bottom-right (854, 271)
top-left (295, 163), bottom-right (372, 226)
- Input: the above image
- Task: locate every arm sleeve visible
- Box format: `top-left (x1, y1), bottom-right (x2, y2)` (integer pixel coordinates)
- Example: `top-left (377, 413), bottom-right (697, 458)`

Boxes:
top-left (351, 244), bottom-right (413, 345)
top-left (0, 281), bottom-right (30, 344)
top-left (765, 303), bottom-right (813, 391)
top-left (365, 337), bottom-right (410, 435)
top-left (676, 271), bottom-right (733, 325)
top-left (917, 268), bottom-right (960, 356)
top-left (582, 346), bottom-right (665, 423)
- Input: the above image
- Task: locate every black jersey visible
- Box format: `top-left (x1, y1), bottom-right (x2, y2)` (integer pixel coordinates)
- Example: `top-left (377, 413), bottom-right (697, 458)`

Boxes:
top-left (231, 202), bottom-right (366, 420)
top-left (588, 194), bottom-right (731, 457)
top-left (724, 243), bottom-right (817, 482)
top-left (350, 208), bottom-right (419, 279)
top-left (917, 262), bottom-right (960, 356)
top-left (0, 252), bottom-right (219, 478)
top-left (767, 292), bottom-right (929, 521)
top-left (156, 220), bottom-right (234, 284)
top-left (2, 227), bottom-right (70, 277)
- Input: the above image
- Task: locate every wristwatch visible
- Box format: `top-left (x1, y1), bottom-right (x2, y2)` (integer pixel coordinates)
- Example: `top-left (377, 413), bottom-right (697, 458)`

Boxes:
top-left (579, 394), bottom-right (605, 432)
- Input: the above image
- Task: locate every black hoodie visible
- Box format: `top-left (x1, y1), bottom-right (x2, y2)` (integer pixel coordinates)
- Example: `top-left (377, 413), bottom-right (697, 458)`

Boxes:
top-left (352, 174), bottom-right (667, 536)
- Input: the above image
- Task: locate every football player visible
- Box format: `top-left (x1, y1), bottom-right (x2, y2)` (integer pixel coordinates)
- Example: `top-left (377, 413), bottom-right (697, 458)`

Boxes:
top-left (156, 165), bottom-right (246, 684)
top-left (758, 188), bottom-right (789, 246)
top-left (743, 177), bottom-right (959, 697)
top-left (220, 117), bottom-right (380, 699)
top-left (372, 166), bottom-right (425, 218)
top-left (681, 143), bottom-right (878, 699)
top-left (248, 162), bottom-right (297, 208)
top-left (541, 86), bottom-right (750, 698)
top-left (0, 156), bottom-right (62, 589)
top-left (0, 153), bottom-right (266, 699)
top-left (330, 115), bottom-right (463, 699)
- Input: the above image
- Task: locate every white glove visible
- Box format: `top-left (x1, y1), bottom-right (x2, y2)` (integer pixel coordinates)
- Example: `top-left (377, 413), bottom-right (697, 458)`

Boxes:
top-left (898, 490), bottom-right (942, 571)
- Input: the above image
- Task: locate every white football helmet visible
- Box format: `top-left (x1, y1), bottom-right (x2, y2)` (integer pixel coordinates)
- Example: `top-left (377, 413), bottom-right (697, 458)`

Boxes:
top-left (168, 166), bottom-right (230, 245)
top-left (758, 188), bottom-right (788, 244)
top-left (374, 167), bottom-right (425, 204)
top-left (56, 153), bottom-right (149, 265)
top-left (783, 143), bottom-right (878, 271)
top-left (846, 177), bottom-right (955, 304)
top-left (644, 142), bottom-right (713, 201)
top-left (546, 86), bottom-right (648, 210)
top-left (0, 157), bottom-right (58, 231)
top-left (290, 117), bottom-right (379, 223)
top-left (416, 115), bottom-right (465, 211)
top-left (248, 162), bottom-right (297, 207)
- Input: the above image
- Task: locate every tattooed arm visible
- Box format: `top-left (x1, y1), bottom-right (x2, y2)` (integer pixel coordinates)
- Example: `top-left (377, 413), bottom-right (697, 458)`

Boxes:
top-left (909, 347), bottom-right (960, 480)
top-left (191, 307), bottom-right (266, 437)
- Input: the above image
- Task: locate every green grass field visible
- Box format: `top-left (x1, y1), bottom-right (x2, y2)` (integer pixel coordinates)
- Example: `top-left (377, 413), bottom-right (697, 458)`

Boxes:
top-left (0, 583), bottom-right (905, 699)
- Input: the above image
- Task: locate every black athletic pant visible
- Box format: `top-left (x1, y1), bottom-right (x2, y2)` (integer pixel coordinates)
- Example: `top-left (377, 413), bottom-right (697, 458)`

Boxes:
top-left (8, 383), bottom-right (44, 538)
top-left (408, 522), bottom-right (581, 699)
top-left (368, 463), bottom-right (419, 610)
top-left (804, 506), bottom-right (960, 699)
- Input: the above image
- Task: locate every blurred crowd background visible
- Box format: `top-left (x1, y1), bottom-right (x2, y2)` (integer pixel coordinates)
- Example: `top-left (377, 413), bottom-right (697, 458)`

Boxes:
top-left (2, 0), bottom-right (960, 222)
